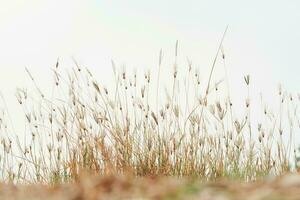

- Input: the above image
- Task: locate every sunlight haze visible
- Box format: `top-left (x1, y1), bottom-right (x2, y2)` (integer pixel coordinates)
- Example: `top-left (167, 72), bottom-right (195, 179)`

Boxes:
top-left (1, 0), bottom-right (300, 136)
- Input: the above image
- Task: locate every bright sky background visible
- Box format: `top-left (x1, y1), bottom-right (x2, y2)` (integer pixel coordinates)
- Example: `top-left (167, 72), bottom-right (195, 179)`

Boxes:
top-left (1, 0), bottom-right (300, 137)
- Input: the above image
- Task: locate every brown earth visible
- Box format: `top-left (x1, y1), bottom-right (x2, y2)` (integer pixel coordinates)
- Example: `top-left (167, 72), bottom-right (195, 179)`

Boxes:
top-left (1, 173), bottom-right (300, 200)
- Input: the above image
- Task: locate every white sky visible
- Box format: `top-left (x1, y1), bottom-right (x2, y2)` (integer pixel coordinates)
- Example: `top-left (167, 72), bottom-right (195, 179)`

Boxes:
top-left (0, 0), bottom-right (300, 136)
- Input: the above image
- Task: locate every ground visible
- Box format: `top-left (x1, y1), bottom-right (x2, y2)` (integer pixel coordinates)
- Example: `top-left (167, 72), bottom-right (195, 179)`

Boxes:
top-left (1, 173), bottom-right (300, 200)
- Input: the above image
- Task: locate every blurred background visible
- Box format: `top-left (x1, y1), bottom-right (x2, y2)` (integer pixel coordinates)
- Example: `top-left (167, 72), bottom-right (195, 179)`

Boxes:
top-left (0, 0), bottom-right (299, 138)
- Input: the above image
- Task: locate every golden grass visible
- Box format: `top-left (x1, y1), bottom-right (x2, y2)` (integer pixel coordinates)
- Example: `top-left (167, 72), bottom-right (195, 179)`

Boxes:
top-left (0, 36), bottom-right (299, 184)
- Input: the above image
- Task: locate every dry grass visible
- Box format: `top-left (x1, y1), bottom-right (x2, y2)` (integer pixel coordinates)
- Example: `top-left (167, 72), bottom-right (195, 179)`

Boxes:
top-left (0, 37), bottom-right (299, 186)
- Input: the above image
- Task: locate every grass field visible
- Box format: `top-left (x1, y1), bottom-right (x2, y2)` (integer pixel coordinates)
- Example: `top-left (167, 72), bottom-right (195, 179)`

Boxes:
top-left (0, 37), bottom-right (300, 199)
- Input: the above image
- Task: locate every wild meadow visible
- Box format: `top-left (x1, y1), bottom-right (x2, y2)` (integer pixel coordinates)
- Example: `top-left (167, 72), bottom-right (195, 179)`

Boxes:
top-left (0, 34), bottom-right (299, 188)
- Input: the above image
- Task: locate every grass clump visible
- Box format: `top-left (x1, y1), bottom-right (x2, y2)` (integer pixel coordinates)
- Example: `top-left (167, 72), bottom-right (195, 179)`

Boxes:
top-left (0, 36), bottom-right (298, 184)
